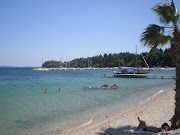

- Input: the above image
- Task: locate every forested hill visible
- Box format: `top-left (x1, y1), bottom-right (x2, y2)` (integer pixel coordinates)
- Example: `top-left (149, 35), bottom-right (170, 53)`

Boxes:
top-left (42, 48), bottom-right (174, 68)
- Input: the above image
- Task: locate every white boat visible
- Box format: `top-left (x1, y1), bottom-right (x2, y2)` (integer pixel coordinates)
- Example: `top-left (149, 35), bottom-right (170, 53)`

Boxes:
top-left (113, 46), bottom-right (150, 77)
top-left (113, 67), bottom-right (150, 75)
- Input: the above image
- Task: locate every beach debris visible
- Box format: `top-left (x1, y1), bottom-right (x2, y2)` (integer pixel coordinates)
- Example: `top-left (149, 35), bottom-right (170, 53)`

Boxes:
top-left (56, 129), bottom-right (63, 134)
top-left (57, 129), bottom-right (63, 132)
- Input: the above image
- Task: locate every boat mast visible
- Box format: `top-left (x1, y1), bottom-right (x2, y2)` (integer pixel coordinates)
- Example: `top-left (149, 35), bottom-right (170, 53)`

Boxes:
top-left (42, 58), bottom-right (43, 68)
top-left (136, 45), bottom-right (138, 70)
top-left (140, 53), bottom-right (150, 69)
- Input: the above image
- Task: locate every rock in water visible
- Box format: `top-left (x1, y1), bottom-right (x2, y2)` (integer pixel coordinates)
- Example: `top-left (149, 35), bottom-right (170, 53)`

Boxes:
top-left (100, 84), bottom-right (109, 88)
top-left (110, 84), bottom-right (118, 89)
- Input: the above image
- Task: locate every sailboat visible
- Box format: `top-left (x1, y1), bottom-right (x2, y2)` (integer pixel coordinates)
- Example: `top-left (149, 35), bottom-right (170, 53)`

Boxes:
top-left (113, 46), bottom-right (150, 77)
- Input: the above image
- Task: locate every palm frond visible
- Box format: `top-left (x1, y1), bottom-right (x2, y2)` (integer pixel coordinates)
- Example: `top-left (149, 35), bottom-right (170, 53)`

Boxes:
top-left (151, 1), bottom-right (179, 26)
top-left (140, 24), bottom-right (172, 48)
top-left (170, 0), bottom-right (180, 26)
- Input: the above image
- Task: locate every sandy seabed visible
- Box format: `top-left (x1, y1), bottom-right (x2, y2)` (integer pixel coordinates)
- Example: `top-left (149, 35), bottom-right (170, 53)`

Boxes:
top-left (56, 88), bottom-right (180, 135)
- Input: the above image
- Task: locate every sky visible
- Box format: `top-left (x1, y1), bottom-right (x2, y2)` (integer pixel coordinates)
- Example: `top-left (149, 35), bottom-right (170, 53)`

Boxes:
top-left (0, 0), bottom-right (180, 67)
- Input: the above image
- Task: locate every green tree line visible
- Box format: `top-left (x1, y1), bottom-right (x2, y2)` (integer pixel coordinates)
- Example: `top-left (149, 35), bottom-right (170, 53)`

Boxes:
top-left (42, 48), bottom-right (175, 68)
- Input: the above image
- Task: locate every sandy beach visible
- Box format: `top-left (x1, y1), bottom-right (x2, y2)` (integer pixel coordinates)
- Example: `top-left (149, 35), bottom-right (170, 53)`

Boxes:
top-left (57, 88), bottom-right (179, 135)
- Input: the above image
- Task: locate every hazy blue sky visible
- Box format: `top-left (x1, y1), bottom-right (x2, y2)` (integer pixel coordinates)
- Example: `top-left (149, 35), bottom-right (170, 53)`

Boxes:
top-left (1, 0), bottom-right (179, 67)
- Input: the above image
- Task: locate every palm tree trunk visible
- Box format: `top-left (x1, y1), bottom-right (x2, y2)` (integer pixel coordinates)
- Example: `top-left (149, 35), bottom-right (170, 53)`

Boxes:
top-left (171, 29), bottom-right (180, 129)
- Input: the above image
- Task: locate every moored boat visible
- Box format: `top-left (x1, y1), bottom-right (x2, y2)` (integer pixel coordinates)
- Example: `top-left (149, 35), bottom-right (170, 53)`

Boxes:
top-left (113, 67), bottom-right (150, 77)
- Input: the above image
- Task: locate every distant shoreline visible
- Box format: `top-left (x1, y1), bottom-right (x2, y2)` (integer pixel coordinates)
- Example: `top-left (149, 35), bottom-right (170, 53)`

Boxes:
top-left (32, 67), bottom-right (176, 71)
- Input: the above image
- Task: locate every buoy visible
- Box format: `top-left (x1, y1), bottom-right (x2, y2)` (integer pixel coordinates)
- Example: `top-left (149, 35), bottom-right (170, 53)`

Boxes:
top-left (59, 88), bottom-right (61, 92)
top-left (45, 88), bottom-right (48, 93)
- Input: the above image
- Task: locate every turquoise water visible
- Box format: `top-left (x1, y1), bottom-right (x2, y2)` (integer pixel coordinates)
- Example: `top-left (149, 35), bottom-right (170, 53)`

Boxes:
top-left (0, 67), bottom-right (175, 135)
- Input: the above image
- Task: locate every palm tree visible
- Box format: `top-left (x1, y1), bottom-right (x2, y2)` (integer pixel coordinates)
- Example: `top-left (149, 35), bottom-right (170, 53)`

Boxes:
top-left (140, 0), bottom-right (180, 129)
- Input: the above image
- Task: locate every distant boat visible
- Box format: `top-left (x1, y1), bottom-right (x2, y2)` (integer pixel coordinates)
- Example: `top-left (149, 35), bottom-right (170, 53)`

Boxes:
top-left (113, 46), bottom-right (150, 77)
top-left (113, 67), bottom-right (150, 76)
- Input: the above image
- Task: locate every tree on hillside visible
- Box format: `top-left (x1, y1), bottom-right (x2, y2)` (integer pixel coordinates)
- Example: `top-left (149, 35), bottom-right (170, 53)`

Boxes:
top-left (42, 61), bottom-right (60, 68)
top-left (140, 0), bottom-right (180, 129)
top-left (147, 48), bottom-right (165, 67)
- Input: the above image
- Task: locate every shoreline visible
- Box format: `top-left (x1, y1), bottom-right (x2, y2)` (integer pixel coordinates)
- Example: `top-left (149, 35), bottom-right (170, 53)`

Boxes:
top-left (57, 88), bottom-right (176, 135)
top-left (32, 67), bottom-right (176, 71)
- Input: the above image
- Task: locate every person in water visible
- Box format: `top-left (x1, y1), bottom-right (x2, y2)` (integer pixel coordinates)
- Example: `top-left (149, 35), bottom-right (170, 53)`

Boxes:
top-left (45, 88), bottom-right (48, 93)
top-left (136, 117), bottom-right (169, 133)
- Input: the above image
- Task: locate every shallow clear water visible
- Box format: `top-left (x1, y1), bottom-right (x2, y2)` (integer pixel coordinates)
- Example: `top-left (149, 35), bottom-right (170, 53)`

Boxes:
top-left (0, 67), bottom-right (175, 135)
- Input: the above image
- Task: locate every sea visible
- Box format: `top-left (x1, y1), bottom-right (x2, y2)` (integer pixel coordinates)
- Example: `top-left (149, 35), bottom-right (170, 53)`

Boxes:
top-left (0, 67), bottom-right (175, 135)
